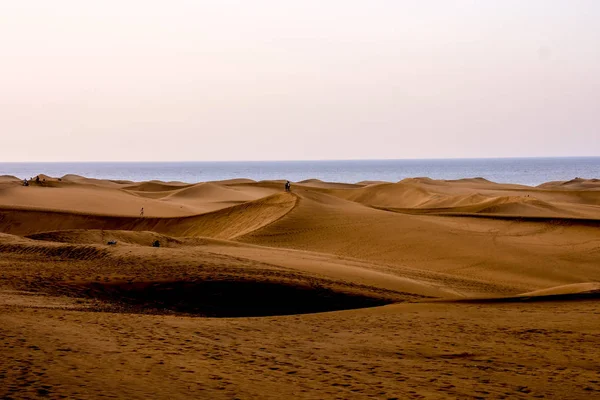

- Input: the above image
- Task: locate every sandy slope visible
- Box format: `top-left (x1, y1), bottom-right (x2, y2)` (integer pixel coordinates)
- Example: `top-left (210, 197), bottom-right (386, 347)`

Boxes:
top-left (1, 175), bottom-right (599, 398)
top-left (0, 192), bottom-right (296, 240)
top-left (327, 178), bottom-right (600, 218)
top-left (538, 177), bottom-right (600, 190)
top-left (240, 188), bottom-right (600, 293)
top-left (1, 175), bottom-right (599, 296)
top-left (0, 175), bottom-right (21, 182)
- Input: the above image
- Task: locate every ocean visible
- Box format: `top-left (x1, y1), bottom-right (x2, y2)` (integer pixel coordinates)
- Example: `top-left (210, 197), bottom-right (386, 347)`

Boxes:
top-left (1, 158), bottom-right (598, 187)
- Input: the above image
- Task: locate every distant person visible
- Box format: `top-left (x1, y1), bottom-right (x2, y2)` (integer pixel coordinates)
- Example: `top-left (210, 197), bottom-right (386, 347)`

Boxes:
top-left (140, 207), bottom-right (144, 217)
top-left (285, 181), bottom-right (291, 192)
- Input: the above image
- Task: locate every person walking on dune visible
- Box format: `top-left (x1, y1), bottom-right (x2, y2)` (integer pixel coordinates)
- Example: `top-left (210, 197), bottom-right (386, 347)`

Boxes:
top-left (140, 207), bottom-right (144, 217)
top-left (285, 181), bottom-right (291, 192)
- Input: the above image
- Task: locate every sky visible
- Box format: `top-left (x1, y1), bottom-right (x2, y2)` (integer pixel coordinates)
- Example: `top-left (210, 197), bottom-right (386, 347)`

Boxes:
top-left (1, 1), bottom-right (599, 162)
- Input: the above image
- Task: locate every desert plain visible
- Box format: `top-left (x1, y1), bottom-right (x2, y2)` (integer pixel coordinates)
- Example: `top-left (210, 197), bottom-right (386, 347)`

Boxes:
top-left (1, 173), bottom-right (599, 399)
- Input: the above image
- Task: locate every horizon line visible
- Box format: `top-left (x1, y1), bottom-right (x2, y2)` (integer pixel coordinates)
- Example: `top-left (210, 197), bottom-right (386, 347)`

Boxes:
top-left (2, 155), bottom-right (600, 164)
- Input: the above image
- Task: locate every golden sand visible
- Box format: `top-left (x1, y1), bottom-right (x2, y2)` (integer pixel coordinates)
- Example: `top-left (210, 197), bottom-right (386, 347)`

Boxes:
top-left (1, 175), bottom-right (599, 398)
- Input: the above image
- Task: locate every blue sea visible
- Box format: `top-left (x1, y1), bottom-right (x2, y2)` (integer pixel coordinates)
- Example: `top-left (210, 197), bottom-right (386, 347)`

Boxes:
top-left (1, 158), bottom-right (598, 187)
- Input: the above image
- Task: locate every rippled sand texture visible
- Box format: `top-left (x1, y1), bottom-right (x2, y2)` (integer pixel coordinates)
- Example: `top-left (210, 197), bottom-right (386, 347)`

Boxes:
top-left (1, 174), bottom-right (599, 399)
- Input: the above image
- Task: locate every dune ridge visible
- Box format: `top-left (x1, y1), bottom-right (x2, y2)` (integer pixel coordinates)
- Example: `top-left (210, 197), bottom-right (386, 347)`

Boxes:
top-left (0, 192), bottom-right (297, 239)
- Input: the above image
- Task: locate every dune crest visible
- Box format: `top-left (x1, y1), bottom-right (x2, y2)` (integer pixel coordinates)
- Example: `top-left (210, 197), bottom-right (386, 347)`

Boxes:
top-left (0, 175), bottom-right (21, 182)
top-left (0, 192), bottom-right (297, 239)
top-left (538, 177), bottom-right (600, 190)
top-left (519, 282), bottom-right (600, 297)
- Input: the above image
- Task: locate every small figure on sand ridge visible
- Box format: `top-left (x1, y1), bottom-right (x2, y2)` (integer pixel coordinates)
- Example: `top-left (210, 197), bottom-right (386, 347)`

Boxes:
top-left (140, 207), bottom-right (144, 217)
top-left (285, 181), bottom-right (291, 192)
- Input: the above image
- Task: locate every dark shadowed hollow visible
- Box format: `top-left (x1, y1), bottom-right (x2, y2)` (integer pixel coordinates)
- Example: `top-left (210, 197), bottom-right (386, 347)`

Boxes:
top-left (64, 280), bottom-right (393, 317)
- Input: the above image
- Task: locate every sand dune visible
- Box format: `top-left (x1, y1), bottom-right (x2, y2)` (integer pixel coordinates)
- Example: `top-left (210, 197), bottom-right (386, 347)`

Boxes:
top-left (325, 178), bottom-right (600, 219)
top-left (124, 181), bottom-right (192, 192)
top-left (2, 175), bottom-right (599, 289)
top-left (0, 175), bottom-right (21, 182)
top-left (538, 177), bottom-right (600, 190)
top-left (208, 178), bottom-right (256, 185)
top-left (27, 229), bottom-right (185, 247)
top-left (123, 181), bottom-right (279, 213)
top-left (1, 174), bottom-right (600, 399)
top-left (298, 178), bottom-right (365, 189)
top-left (165, 182), bottom-right (271, 202)
top-left (61, 174), bottom-right (134, 187)
top-left (240, 189), bottom-right (600, 293)
top-left (0, 192), bottom-right (296, 239)
top-left (519, 282), bottom-right (600, 296)
top-left (450, 282), bottom-right (600, 303)
top-left (2, 177), bottom-right (599, 293)
top-left (0, 185), bottom-right (196, 216)
top-left (333, 182), bottom-right (433, 208)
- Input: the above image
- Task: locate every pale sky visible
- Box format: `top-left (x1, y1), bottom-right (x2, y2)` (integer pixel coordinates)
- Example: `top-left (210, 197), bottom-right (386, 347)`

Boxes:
top-left (1, 1), bottom-right (599, 162)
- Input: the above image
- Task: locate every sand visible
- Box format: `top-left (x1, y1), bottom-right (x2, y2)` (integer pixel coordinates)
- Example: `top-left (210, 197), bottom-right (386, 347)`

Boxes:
top-left (1, 175), bottom-right (599, 399)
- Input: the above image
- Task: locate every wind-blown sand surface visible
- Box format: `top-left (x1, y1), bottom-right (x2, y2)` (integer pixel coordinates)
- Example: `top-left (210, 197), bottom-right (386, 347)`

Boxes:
top-left (1, 175), bottom-right (599, 399)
